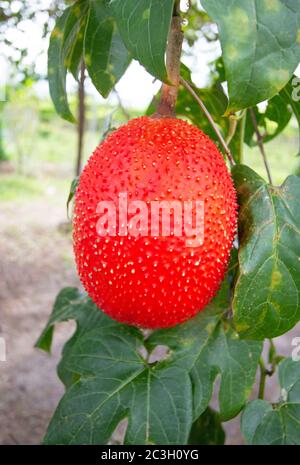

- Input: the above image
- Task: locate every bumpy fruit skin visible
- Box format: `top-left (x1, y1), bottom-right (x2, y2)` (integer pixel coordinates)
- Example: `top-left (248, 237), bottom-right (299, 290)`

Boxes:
top-left (73, 116), bottom-right (237, 328)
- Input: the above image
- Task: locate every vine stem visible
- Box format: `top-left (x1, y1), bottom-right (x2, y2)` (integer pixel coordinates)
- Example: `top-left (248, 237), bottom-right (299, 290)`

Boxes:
top-left (258, 340), bottom-right (278, 400)
top-left (180, 77), bottom-right (236, 167)
top-left (267, 338), bottom-right (277, 376)
top-left (238, 110), bottom-right (247, 163)
top-left (258, 358), bottom-right (267, 399)
top-left (249, 108), bottom-right (273, 185)
top-left (154, 2), bottom-right (183, 118)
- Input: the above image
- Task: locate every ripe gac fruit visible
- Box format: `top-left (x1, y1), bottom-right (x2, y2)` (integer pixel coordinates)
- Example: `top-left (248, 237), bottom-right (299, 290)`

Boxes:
top-left (73, 116), bottom-right (237, 329)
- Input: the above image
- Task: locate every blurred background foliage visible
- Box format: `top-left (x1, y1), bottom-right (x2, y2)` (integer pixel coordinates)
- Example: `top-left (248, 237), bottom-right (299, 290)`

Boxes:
top-left (1, 88), bottom-right (297, 202)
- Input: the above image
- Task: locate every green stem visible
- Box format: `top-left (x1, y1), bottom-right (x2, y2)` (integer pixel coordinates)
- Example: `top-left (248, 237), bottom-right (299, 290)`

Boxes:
top-left (238, 110), bottom-right (247, 164)
top-left (267, 339), bottom-right (277, 375)
top-left (180, 77), bottom-right (235, 167)
top-left (258, 358), bottom-right (267, 400)
top-left (250, 108), bottom-right (273, 185)
top-left (226, 116), bottom-right (238, 146)
top-left (258, 341), bottom-right (280, 400)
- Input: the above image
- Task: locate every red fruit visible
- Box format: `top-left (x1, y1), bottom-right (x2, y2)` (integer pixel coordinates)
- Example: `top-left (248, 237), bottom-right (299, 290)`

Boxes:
top-left (73, 116), bottom-right (237, 329)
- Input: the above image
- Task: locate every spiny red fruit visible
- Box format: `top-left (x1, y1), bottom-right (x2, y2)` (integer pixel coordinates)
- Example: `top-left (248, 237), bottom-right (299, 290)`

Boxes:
top-left (73, 116), bottom-right (237, 329)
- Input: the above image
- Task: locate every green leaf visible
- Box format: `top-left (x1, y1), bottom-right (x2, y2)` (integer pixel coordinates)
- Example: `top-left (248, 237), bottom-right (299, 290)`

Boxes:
top-left (245, 96), bottom-right (292, 148)
top-left (147, 310), bottom-right (262, 421)
top-left (111, 0), bottom-right (175, 81)
top-left (124, 366), bottom-right (192, 445)
top-left (241, 358), bottom-right (300, 444)
top-left (189, 408), bottom-right (225, 445)
top-left (36, 287), bottom-right (142, 387)
top-left (48, 8), bottom-right (74, 122)
top-left (232, 164), bottom-right (300, 339)
top-left (84, 0), bottom-right (131, 98)
top-left (228, 112), bottom-right (247, 164)
top-left (45, 364), bottom-right (192, 445)
top-left (280, 77), bottom-right (300, 155)
top-left (38, 283), bottom-right (260, 444)
top-left (66, 12), bottom-right (87, 80)
top-left (207, 248), bottom-right (239, 312)
top-left (245, 77), bottom-right (300, 152)
top-left (38, 288), bottom-right (192, 445)
top-left (67, 176), bottom-right (79, 219)
top-left (48, 2), bottom-right (88, 122)
top-left (202, 0), bottom-right (300, 112)
top-left (258, 93), bottom-right (292, 144)
top-left (35, 287), bottom-right (102, 355)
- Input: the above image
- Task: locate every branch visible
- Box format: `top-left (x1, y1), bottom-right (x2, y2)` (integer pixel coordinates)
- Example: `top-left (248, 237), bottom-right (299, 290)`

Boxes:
top-left (180, 77), bottom-right (236, 167)
top-left (154, 4), bottom-right (183, 117)
top-left (249, 108), bottom-right (273, 185)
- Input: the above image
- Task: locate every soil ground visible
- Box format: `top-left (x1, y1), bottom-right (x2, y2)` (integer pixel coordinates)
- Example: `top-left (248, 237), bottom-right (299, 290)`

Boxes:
top-left (0, 193), bottom-right (79, 444)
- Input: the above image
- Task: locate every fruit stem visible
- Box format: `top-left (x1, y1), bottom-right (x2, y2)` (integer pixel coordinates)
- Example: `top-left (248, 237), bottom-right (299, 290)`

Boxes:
top-left (249, 108), bottom-right (273, 185)
top-left (180, 77), bottom-right (236, 167)
top-left (154, 2), bottom-right (183, 118)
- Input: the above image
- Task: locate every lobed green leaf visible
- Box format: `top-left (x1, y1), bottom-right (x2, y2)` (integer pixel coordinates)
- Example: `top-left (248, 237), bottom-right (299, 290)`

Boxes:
top-left (147, 309), bottom-right (262, 421)
top-left (111, 0), bottom-right (175, 82)
top-left (48, 1), bottom-right (88, 122)
top-left (232, 165), bottom-right (300, 339)
top-left (242, 358), bottom-right (300, 444)
top-left (188, 408), bottom-right (225, 445)
top-left (202, 0), bottom-right (300, 112)
top-left (38, 285), bottom-right (261, 444)
top-left (38, 288), bottom-right (192, 445)
top-left (84, 0), bottom-right (131, 98)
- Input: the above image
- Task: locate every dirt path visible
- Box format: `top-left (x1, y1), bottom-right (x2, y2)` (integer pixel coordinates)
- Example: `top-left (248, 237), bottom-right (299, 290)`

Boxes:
top-left (0, 194), bottom-right (299, 444)
top-left (0, 196), bottom-right (79, 444)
